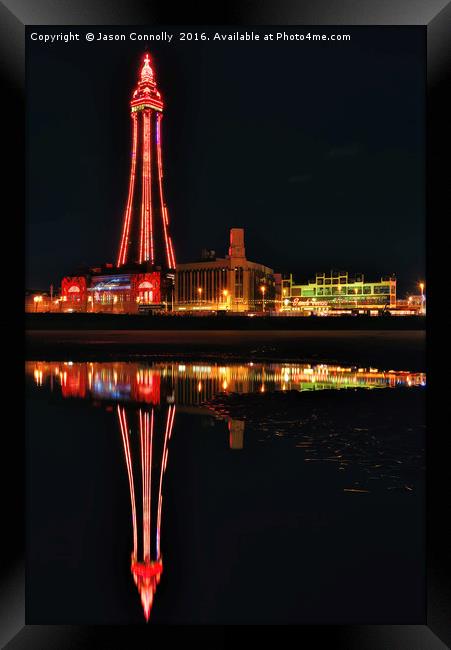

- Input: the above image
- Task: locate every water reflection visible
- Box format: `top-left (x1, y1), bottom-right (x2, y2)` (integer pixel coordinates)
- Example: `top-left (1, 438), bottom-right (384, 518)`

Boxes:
top-left (26, 360), bottom-right (425, 620)
top-left (118, 404), bottom-right (175, 620)
top-left (28, 360), bottom-right (425, 407)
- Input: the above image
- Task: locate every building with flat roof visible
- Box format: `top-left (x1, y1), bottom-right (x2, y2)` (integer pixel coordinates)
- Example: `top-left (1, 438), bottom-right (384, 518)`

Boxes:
top-left (281, 270), bottom-right (396, 314)
top-left (175, 228), bottom-right (276, 313)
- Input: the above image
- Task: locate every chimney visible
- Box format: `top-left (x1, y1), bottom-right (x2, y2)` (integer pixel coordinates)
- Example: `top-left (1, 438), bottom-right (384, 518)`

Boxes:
top-left (228, 228), bottom-right (246, 260)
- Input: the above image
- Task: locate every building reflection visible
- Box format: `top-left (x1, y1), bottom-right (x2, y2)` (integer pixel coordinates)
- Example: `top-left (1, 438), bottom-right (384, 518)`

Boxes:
top-left (27, 360), bottom-right (426, 456)
top-left (26, 360), bottom-right (426, 409)
top-left (229, 419), bottom-right (245, 450)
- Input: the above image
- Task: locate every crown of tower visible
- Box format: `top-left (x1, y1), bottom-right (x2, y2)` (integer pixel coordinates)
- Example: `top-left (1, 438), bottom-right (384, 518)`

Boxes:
top-left (130, 52), bottom-right (163, 112)
top-left (141, 54), bottom-right (154, 83)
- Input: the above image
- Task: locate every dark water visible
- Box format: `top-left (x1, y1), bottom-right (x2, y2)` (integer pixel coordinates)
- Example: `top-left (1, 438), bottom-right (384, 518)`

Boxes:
top-left (26, 359), bottom-right (426, 624)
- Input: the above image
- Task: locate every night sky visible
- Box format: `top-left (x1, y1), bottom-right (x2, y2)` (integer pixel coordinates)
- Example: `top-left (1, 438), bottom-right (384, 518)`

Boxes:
top-left (26, 27), bottom-right (425, 294)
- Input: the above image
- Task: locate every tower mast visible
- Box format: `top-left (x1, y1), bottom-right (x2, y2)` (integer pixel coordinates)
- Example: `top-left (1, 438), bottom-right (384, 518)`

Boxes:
top-left (117, 54), bottom-right (176, 270)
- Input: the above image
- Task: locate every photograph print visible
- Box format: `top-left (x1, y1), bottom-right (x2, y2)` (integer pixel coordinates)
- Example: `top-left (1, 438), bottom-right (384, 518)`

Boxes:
top-left (25, 26), bottom-right (426, 625)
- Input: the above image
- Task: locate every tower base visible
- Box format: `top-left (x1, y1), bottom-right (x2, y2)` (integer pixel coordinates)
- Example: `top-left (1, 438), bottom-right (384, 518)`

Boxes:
top-left (60, 264), bottom-right (175, 314)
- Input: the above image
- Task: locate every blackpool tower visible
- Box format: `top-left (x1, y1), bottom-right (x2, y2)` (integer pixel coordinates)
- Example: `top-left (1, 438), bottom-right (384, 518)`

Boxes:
top-left (117, 53), bottom-right (176, 270)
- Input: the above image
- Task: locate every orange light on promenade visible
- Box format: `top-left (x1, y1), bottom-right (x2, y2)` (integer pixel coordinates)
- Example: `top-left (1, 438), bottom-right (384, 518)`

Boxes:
top-left (260, 285), bottom-right (266, 312)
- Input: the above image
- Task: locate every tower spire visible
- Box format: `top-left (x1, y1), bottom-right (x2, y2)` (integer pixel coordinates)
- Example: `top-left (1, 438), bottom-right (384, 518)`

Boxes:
top-left (140, 53), bottom-right (154, 83)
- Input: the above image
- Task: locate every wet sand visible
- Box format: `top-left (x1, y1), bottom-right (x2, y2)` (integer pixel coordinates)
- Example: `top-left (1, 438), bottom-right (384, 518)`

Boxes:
top-left (205, 386), bottom-right (425, 493)
top-left (26, 329), bottom-right (426, 371)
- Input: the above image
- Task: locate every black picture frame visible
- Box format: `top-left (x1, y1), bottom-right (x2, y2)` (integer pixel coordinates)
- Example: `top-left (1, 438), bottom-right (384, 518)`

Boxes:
top-left (5, 1), bottom-right (450, 647)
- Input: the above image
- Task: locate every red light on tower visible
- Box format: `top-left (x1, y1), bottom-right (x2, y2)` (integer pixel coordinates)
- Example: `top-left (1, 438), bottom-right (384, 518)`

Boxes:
top-left (117, 54), bottom-right (176, 270)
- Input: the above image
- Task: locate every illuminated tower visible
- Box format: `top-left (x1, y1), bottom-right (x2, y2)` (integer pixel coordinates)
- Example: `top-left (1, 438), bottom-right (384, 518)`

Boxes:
top-left (117, 403), bottom-right (176, 620)
top-left (117, 53), bottom-right (176, 270)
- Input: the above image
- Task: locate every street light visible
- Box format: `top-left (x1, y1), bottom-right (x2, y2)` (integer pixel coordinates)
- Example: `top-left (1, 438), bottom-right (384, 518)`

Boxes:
top-left (33, 295), bottom-right (42, 312)
top-left (260, 285), bottom-right (266, 313)
top-left (222, 288), bottom-right (229, 309)
top-left (281, 288), bottom-right (288, 312)
top-left (197, 287), bottom-right (203, 305)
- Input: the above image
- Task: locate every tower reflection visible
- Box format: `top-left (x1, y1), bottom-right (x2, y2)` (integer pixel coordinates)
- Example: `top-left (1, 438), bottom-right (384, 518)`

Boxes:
top-left (117, 403), bottom-right (175, 620)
